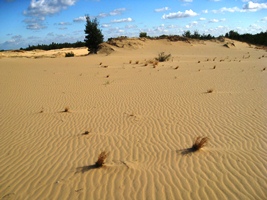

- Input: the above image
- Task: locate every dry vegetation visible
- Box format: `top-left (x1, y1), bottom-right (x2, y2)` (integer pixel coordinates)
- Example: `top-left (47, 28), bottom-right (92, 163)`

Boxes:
top-left (192, 137), bottom-right (209, 151)
top-left (206, 89), bottom-right (214, 93)
top-left (156, 52), bottom-right (171, 62)
top-left (95, 151), bottom-right (108, 167)
top-left (63, 107), bottom-right (70, 112)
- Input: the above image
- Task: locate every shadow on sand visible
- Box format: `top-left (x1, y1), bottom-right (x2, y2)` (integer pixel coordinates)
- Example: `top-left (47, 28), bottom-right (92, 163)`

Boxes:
top-left (75, 164), bottom-right (99, 174)
top-left (176, 147), bottom-right (196, 156)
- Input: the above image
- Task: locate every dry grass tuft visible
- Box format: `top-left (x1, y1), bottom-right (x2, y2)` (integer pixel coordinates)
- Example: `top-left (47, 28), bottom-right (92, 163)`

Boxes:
top-left (156, 52), bottom-right (171, 62)
top-left (95, 151), bottom-right (108, 167)
top-left (192, 136), bottom-right (209, 151)
top-left (129, 60), bottom-right (132, 64)
top-left (174, 66), bottom-right (179, 70)
top-left (213, 65), bottom-right (216, 69)
top-left (135, 61), bottom-right (139, 64)
top-left (262, 67), bottom-right (266, 71)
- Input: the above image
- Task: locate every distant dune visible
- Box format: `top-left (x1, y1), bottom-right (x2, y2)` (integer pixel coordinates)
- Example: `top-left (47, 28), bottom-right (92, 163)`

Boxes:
top-left (0, 38), bottom-right (266, 200)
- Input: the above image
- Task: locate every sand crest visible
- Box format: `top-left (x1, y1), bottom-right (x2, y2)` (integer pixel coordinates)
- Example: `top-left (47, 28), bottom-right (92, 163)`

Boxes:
top-left (0, 38), bottom-right (266, 200)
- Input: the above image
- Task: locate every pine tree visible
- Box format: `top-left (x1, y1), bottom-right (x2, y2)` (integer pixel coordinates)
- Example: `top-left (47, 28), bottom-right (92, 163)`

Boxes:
top-left (84, 16), bottom-right (104, 54)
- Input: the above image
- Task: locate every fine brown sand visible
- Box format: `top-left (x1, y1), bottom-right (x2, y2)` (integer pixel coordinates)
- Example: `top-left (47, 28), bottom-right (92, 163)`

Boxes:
top-left (0, 38), bottom-right (266, 200)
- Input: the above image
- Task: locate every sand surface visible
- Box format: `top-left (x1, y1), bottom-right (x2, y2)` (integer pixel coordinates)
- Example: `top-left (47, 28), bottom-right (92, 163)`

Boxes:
top-left (0, 38), bottom-right (266, 200)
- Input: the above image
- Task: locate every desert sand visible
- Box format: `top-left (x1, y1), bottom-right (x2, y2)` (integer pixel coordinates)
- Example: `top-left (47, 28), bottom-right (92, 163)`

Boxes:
top-left (0, 38), bottom-right (266, 200)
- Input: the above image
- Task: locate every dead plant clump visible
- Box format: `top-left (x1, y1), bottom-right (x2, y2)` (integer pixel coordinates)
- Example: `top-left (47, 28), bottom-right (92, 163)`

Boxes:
top-left (206, 89), bottom-right (214, 93)
top-left (64, 107), bottom-right (70, 112)
top-left (95, 151), bottom-right (108, 167)
top-left (192, 136), bottom-right (209, 151)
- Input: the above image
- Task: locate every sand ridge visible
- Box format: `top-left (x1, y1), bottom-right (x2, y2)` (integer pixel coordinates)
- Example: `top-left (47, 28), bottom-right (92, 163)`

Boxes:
top-left (0, 38), bottom-right (267, 199)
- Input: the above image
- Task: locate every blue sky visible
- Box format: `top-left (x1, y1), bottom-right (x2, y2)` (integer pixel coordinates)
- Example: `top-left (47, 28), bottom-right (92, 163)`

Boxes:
top-left (0, 0), bottom-right (266, 50)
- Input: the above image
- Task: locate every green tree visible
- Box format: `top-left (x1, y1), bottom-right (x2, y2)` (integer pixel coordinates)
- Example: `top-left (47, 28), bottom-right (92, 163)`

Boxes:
top-left (139, 32), bottom-right (148, 38)
top-left (84, 15), bottom-right (104, 54)
top-left (182, 30), bottom-right (191, 38)
top-left (193, 30), bottom-right (200, 39)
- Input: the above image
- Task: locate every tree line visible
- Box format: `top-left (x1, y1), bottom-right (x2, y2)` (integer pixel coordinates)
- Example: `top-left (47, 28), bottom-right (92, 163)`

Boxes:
top-left (21, 41), bottom-right (85, 51)
top-left (20, 15), bottom-right (267, 52)
top-left (225, 30), bottom-right (267, 46)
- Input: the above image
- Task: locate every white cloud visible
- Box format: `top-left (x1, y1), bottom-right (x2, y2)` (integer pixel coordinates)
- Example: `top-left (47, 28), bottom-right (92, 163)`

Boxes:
top-left (212, 2), bottom-right (267, 13)
top-left (181, 0), bottom-right (193, 2)
top-left (212, 7), bottom-right (244, 13)
top-left (55, 22), bottom-right (71, 26)
top-left (98, 8), bottom-right (126, 18)
top-left (101, 24), bottom-right (110, 28)
top-left (155, 7), bottom-right (170, 12)
top-left (23, 17), bottom-right (46, 30)
top-left (111, 18), bottom-right (133, 23)
top-left (199, 17), bottom-right (206, 21)
top-left (248, 23), bottom-right (265, 32)
top-left (202, 9), bottom-right (208, 14)
top-left (209, 19), bottom-right (219, 23)
top-left (0, 35), bottom-right (25, 50)
top-left (23, 0), bottom-right (77, 30)
top-left (209, 18), bottom-right (226, 23)
top-left (162, 9), bottom-right (197, 19)
top-left (261, 16), bottom-right (267, 21)
top-left (24, 0), bottom-right (77, 16)
top-left (110, 8), bottom-right (126, 16)
top-left (243, 1), bottom-right (267, 11)
top-left (185, 21), bottom-right (198, 28)
top-left (73, 16), bottom-right (86, 22)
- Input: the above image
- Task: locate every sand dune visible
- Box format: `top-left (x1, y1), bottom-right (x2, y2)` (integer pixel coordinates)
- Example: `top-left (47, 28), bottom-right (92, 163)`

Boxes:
top-left (0, 38), bottom-right (266, 200)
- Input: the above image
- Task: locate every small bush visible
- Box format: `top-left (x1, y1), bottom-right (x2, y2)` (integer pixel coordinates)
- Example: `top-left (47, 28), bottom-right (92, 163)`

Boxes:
top-left (65, 52), bottom-right (74, 57)
top-left (156, 52), bottom-right (171, 62)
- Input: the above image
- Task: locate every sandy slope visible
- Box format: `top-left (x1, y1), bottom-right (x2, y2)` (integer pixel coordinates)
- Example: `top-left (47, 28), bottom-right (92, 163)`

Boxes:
top-left (0, 38), bottom-right (266, 200)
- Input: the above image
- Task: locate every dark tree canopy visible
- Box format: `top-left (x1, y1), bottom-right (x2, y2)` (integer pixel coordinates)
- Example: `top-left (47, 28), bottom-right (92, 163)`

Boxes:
top-left (84, 16), bottom-right (104, 54)
top-left (225, 30), bottom-right (267, 46)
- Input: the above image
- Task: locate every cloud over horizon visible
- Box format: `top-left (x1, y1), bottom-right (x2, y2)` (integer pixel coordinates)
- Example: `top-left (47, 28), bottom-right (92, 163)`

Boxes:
top-left (23, 0), bottom-right (77, 30)
top-left (162, 9), bottom-right (197, 19)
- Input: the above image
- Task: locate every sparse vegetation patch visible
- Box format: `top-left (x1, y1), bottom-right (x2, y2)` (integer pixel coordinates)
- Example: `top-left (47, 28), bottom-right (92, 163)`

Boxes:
top-left (65, 51), bottom-right (74, 57)
top-left (156, 52), bottom-right (171, 62)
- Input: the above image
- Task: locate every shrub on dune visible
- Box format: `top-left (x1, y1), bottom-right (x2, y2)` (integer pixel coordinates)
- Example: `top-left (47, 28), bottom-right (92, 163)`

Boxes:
top-left (65, 52), bottom-right (74, 57)
top-left (156, 52), bottom-right (171, 62)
